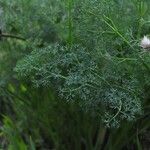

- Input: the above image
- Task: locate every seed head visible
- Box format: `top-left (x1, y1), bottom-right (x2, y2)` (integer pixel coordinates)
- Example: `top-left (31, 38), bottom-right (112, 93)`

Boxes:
top-left (141, 36), bottom-right (150, 49)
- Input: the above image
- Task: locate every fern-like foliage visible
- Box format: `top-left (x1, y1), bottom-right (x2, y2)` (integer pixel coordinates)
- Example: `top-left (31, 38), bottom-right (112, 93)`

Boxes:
top-left (15, 44), bottom-right (143, 127)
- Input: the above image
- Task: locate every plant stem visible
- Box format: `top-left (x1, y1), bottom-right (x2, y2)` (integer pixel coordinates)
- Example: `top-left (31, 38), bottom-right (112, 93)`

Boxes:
top-left (100, 128), bottom-right (110, 150)
top-left (94, 127), bottom-right (105, 150)
top-left (1, 33), bottom-right (26, 41)
top-left (68, 0), bottom-right (73, 48)
top-left (87, 11), bottom-right (150, 73)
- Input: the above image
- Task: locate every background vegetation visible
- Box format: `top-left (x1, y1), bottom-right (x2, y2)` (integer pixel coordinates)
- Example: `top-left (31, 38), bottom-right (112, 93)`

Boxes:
top-left (0, 0), bottom-right (150, 149)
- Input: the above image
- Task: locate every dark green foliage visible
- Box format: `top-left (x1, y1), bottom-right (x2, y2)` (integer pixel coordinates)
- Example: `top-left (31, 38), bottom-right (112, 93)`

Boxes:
top-left (15, 43), bottom-right (143, 127)
top-left (0, 0), bottom-right (150, 149)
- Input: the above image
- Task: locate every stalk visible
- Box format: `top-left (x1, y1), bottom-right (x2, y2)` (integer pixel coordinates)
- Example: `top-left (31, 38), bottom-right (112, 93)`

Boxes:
top-left (94, 127), bottom-right (110, 150)
top-left (68, 0), bottom-right (73, 48)
top-left (1, 33), bottom-right (26, 41)
top-left (0, 29), bottom-right (25, 41)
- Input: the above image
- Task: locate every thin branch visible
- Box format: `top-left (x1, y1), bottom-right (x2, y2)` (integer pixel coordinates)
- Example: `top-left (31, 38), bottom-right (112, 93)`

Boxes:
top-left (0, 33), bottom-right (26, 41)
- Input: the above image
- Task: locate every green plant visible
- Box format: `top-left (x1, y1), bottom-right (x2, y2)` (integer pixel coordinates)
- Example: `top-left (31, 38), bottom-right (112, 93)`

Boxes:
top-left (0, 0), bottom-right (150, 149)
top-left (15, 43), bottom-right (143, 128)
top-left (1, 116), bottom-right (27, 150)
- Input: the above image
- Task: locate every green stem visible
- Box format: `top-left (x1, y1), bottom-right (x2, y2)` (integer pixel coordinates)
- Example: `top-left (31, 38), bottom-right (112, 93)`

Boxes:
top-left (137, 18), bottom-right (143, 39)
top-left (87, 11), bottom-right (150, 72)
top-left (105, 100), bottom-right (122, 124)
top-left (100, 128), bottom-right (110, 150)
top-left (94, 127), bottom-right (106, 150)
top-left (68, 0), bottom-right (73, 48)
top-left (1, 33), bottom-right (26, 41)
